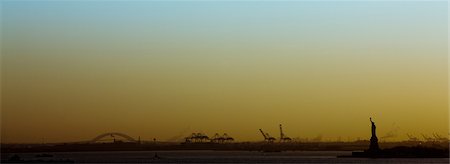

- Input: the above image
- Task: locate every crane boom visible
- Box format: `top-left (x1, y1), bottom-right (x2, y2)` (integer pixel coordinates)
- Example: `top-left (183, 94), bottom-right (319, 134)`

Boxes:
top-left (259, 129), bottom-right (268, 140)
top-left (279, 124), bottom-right (284, 139)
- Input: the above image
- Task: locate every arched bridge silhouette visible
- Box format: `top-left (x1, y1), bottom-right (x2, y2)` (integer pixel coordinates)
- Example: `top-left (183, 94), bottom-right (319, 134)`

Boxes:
top-left (91, 132), bottom-right (138, 143)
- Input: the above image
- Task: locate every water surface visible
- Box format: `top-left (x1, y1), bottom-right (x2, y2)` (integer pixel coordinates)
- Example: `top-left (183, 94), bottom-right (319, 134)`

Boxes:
top-left (3, 151), bottom-right (449, 163)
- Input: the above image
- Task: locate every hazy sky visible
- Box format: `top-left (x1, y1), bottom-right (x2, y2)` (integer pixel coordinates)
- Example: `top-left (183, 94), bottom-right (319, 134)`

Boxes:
top-left (1, 1), bottom-right (448, 143)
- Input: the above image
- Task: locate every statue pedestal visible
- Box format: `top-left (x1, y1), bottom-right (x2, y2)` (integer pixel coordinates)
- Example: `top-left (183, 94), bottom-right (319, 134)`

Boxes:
top-left (368, 136), bottom-right (380, 152)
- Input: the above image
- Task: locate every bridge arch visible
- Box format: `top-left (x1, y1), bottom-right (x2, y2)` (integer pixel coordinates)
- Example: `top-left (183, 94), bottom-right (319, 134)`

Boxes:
top-left (91, 132), bottom-right (138, 143)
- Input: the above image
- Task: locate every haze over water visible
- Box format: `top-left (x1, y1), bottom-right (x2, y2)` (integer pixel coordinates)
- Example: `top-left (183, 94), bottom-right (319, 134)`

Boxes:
top-left (1, 1), bottom-right (448, 143)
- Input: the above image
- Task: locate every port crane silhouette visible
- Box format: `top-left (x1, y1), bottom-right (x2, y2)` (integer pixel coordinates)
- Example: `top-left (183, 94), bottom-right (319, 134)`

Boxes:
top-left (259, 129), bottom-right (276, 142)
top-left (185, 133), bottom-right (210, 143)
top-left (279, 124), bottom-right (292, 142)
top-left (211, 133), bottom-right (234, 143)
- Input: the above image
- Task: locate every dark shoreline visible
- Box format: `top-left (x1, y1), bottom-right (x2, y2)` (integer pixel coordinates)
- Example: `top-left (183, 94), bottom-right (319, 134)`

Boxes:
top-left (2, 141), bottom-right (448, 154)
top-left (339, 146), bottom-right (449, 158)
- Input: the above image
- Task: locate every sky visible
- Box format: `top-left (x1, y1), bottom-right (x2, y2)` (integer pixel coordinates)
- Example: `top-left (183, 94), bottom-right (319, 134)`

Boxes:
top-left (1, 1), bottom-right (448, 143)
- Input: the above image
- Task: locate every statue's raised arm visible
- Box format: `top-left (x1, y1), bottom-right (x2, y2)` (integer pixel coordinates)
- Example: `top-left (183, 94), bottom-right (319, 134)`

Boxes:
top-left (370, 117), bottom-right (376, 137)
